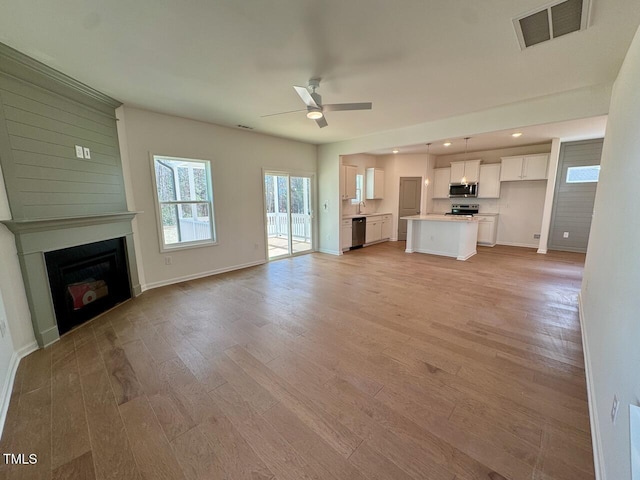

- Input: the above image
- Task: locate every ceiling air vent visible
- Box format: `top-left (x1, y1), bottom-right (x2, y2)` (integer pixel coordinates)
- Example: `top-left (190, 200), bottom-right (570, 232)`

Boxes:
top-left (514, 0), bottom-right (591, 49)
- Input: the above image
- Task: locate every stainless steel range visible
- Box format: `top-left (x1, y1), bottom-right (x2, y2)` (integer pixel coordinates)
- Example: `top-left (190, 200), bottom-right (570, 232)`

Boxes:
top-left (446, 204), bottom-right (479, 216)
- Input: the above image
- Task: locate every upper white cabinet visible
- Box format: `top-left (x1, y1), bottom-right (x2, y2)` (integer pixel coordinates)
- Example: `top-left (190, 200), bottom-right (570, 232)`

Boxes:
top-left (450, 160), bottom-right (481, 184)
top-left (366, 168), bottom-right (384, 199)
top-left (341, 165), bottom-right (357, 199)
top-left (500, 154), bottom-right (549, 181)
top-left (477, 163), bottom-right (501, 198)
top-left (432, 167), bottom-right (451, 199)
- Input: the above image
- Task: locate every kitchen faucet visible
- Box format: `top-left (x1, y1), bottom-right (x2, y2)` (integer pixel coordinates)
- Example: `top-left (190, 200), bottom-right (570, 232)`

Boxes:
top-left (357, 201), bottom-right (366, 214)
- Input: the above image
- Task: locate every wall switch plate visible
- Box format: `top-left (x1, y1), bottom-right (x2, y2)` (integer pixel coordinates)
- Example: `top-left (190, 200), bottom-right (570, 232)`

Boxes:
top-left (164, 256), bottom-right (172, 265)
top-left (563, 232), bottom-right (569, 238)
top-left (83, 147), bottom-right (91, 159)
top-left (534, 233), bottom-right (541, 239)
top-left (75, 145), bottom-right (84, 158)
top-left (612, 394), bottom-right (620, 424)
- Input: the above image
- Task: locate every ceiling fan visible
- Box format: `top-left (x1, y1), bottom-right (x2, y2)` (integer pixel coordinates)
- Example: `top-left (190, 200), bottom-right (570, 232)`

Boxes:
top-left (262, 78), bottom-right (372, 128)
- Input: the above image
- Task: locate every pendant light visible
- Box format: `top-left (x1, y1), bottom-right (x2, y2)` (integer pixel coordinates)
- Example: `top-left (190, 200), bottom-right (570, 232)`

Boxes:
top-left (424, 143), bottom-right (431, 186)
top-left (461, 137), bottom-right (470, 184)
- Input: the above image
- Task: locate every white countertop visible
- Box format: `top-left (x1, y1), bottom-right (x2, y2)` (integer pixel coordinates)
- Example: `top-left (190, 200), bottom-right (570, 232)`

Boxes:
top-left (342, 212), bottom-right (392, 219)
top-left (401, 214), bottom-right (479, 223)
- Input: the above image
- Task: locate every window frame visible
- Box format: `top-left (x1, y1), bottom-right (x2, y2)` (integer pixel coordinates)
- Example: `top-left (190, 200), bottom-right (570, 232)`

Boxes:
top-left (565, 165), bottom-right (601, 184)
top-left (150, 154), bottom-right (218, 252)
top-left (351, 173), bottom-right (364, 205)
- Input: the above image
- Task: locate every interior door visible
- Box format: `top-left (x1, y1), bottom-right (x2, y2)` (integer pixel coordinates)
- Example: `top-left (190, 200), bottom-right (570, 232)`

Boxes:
top-left (548, 139), bottom-right (603, 252)
top-left (398, 177), bottom-right (422, 241)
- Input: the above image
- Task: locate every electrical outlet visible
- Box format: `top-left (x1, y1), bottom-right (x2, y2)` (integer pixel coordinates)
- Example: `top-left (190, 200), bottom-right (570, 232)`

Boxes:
top-left (611, 395), bottom-right (620, 424)
top-left (563, 232), bottom-right (569, 238)
top-left (75, 145), bottom-right (84, 158)
top-left (533, 233), bottom-right (541, 239)
top-left (83, 147), bottom-right (91, 159)
top-left (164, 256), bottom-right (172, 265)
top-left (0, 320), bottom-right (6, 338)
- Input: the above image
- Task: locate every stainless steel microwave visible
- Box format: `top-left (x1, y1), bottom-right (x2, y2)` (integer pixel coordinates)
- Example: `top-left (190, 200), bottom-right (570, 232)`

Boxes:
top-left (449, 183), bottom-right (478, 198)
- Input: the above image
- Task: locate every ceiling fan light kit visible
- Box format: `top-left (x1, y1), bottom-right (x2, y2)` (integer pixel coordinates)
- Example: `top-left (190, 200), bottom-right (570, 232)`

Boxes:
top-left (265, 79), bottom-right (373, 128)
top-left (306, 108), bottom-right (323, 120)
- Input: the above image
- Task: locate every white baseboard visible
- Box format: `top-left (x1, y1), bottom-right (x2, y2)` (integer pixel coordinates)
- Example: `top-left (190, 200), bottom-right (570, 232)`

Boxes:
top-left (318, 248), bottom-right (341, 256)
top-left (0, 340), bottom-right (38, 440)
top-left (537, 248), bottom-right (548, 254)
top-left (496, 241), bottom-right (539, 248)
top-left (141, 260), bottom-right (266, 292)
top-left (578, 292), bottom-right (605, 480)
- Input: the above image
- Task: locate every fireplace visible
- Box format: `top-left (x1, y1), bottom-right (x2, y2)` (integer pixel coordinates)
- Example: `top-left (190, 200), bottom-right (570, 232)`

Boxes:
top-left (45, 238), bottom-right (131, 335)
top-left (2, 212), bottom-right (141, 346)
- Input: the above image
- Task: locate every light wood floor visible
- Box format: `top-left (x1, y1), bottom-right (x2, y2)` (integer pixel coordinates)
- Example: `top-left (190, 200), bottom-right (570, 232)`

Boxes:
top-left (0, 243), bottom-right (594, 480)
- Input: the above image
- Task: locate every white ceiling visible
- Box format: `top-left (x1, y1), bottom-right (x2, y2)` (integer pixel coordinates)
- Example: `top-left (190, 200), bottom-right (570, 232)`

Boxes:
top-left (0, 1), bottom-right (638, 145)
top-left (367, 115), bottom-right (608, 156)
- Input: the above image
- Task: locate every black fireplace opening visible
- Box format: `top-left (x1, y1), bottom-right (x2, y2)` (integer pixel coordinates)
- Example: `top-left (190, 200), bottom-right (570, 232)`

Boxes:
top-left (45, 238), bottom-right (131, 335)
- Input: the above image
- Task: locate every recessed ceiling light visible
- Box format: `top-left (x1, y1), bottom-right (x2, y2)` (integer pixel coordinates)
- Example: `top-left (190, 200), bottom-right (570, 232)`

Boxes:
top-left (443, 142), bottom-right (452, 147)
top-left (392, 149), bottom-right (399, 154)
top-left (512, 132), bottom-right (523, 137)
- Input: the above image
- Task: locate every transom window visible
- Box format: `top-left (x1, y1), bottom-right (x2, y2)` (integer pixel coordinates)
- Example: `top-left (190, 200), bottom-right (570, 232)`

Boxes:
top-left (152, 155), bottom-right (216, 250)
top-left (566, 165), bottom-right (600, 183)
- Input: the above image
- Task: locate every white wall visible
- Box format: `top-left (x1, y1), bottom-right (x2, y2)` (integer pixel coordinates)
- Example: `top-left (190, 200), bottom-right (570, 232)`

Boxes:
top-left (318, 83), bottom-right (612, 254)
top-left (119, 107), bottom-right (317, 289)
top-left (581, 25), bottom-right (640, 480)
top-left (0, 164), bottom-right (38, 438)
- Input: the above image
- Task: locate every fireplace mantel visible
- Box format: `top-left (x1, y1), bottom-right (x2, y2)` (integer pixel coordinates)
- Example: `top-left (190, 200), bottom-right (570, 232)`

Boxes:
top-left (2, 211), bottom-right (139, 235)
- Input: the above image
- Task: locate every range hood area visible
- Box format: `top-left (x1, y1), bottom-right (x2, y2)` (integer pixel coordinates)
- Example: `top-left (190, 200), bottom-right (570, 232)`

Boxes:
top-left (0, 43), bottom-right (140, 346)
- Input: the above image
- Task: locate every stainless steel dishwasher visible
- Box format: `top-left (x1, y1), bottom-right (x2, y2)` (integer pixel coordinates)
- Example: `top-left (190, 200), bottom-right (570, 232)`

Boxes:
top-left (352, 217), bottom-right (366, 249)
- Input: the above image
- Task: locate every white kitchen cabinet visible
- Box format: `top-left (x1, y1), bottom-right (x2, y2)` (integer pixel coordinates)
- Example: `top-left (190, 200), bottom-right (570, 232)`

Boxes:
top-left (365, 215), bottom-right (382, 244)
top-left (381, 214), bottom-right (392, 240)
top-left (341, 218), bottom-right (352, 251)
top-left (476, 214), bottom-right (498, 246)
top-left (366, 168), bottom-right (384, 199)
top-left (500, 154), bottom-right (549, 181)
top-left (450, 160), bottom-right (481, 184)
top-left (477, 163), bottom-right (501, 198)
top-left (341, 165), bottom-right (357, 199)
top-left (522, 154), bottom-right (549, 180)
top-left (432, 168), bottom-right (451, 199)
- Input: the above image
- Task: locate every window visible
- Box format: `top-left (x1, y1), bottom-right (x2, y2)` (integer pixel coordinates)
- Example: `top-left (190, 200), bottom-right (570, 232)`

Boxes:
top-left (566, 165), bottom-right (601, 183)
top-left (152, 155), bottom-right (216, 250)
top-left (351, 174), bottom-right (364, 204)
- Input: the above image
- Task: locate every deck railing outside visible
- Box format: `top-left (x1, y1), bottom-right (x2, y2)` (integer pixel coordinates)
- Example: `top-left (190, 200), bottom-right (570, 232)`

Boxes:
top-left (267, 212), bottom-right (311, 242)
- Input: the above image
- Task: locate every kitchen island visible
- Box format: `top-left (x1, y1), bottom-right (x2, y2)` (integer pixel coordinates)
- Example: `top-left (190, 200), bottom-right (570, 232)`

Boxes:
top-left (400, 214), bottom-right (479, 260)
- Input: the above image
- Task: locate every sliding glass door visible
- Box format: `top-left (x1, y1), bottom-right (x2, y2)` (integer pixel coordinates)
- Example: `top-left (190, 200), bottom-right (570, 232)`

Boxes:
top-left (264, 172), bottom-right (313, 259)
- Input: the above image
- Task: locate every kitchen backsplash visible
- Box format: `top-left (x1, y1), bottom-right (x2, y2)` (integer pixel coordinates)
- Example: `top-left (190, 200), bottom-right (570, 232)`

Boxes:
top-left (342, 198), bottom-right (382, 216)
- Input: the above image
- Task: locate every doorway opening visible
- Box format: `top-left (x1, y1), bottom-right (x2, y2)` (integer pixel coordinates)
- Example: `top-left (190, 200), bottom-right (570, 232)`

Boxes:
top-left (264, 172), bottom-right (314, 260)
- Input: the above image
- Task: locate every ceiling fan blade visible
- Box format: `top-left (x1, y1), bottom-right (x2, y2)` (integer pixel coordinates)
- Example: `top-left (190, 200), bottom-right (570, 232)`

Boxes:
top-left (315, 116), bottom-right (328, 128)
top-left (260, 108), bottom-right (307, 118)
top-left (294, 85), bottom-right (318, 108)
top-left (323, 102), bottom-right (372, 112)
